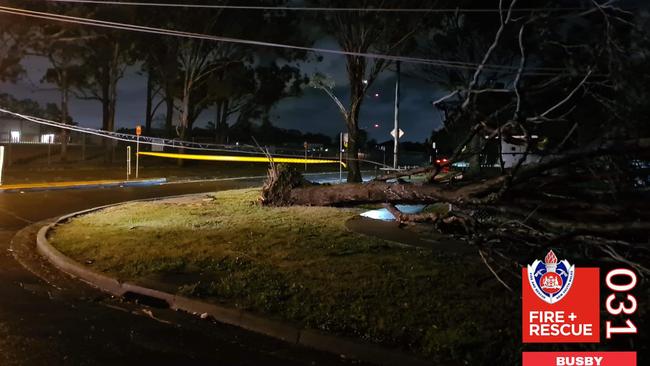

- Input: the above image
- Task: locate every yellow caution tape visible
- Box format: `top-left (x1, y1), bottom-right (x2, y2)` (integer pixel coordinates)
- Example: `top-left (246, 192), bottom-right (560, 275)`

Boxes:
top-left (138, 151), bottom-right (346, 168)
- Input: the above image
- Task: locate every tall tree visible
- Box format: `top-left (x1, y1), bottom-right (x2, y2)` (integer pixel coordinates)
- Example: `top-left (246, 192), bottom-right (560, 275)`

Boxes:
top-left (42, 55), bottom-right (83, 162)
top-left (71, 6), bottom-right (136, 162)
top-left (177, 39), bottom-right (243, 142)
top-left (0, 11), bottom-right (28, 83)
top-left (35, 4), bottom-right (88, 162)
top-left (132, 5), bottom-right (182, 138)
top-left (310, 0), bottom-right (426, 182)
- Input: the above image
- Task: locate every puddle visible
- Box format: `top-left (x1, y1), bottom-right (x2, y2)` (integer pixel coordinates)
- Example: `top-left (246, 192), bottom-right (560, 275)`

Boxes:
top-left (359, 204), bottom-right (427, 221)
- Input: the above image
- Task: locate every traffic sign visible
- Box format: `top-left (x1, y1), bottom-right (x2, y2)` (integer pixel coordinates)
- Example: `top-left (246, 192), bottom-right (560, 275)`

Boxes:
top-left (390, 128), bottom-right (405, 139)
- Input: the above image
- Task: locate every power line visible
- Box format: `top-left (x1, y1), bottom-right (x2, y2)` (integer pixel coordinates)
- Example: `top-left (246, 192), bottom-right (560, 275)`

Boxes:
top-left (0, 106), bottom-right (389, 167)
top-left (0, 106), bottom-right (260, 154)
top-left (0, 4), bottom-right (578, 75)
top-left (38, 0), bottom-right (594, 13)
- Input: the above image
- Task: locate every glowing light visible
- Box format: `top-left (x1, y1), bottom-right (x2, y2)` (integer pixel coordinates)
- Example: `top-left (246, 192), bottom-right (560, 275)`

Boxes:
top-left (10, 130), bottom-right (20, 143)
top-left (41, 134), bottom-right (55, 143)
top-left (138, 151), bottom-right (347, 167)
top-left (360, 205), bottom-right (427, 221)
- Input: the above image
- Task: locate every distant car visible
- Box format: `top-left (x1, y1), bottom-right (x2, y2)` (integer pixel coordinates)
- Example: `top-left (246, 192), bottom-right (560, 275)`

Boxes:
top-left (434, 157), bottom-right (450, 172)
top-left (435, 157), bottom-right (449, 166)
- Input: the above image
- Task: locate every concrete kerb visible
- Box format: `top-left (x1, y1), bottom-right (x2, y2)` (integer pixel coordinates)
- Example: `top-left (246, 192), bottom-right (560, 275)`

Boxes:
top-left (35, 194), bottom-right (431, 366)
top-left (1, 178), bottom-right (168, 193)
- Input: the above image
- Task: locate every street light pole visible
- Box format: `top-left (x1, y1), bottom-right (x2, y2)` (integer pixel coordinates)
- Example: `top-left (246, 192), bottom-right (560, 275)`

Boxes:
top-left (393, 61), bottom-right (401, 169)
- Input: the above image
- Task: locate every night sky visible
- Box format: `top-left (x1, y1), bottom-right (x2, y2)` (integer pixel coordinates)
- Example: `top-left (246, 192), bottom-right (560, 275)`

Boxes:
top-left (0, 36), bottom-right (443, 143)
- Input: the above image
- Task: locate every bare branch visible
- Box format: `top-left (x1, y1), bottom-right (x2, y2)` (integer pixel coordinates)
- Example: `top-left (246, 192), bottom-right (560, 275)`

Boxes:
top-left (528, 69), bottom-right (592, 122)
top-left (462, 0), bottom-right (519, 109)
top-left (479, 249), bottom-right (514, 292)
top-left (513, 21), bottom-right (529, 118)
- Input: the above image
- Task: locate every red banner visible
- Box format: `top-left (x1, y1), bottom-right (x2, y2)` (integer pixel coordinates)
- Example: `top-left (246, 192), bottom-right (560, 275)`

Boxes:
top-left (522, 351), bottom-right (636, 366)
top-left (522, 268), bottom-right (600, 343)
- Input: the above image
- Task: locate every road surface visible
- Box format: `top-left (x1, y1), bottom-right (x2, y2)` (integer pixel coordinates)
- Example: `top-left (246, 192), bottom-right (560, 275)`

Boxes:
top-left (0, 174), bottom-right (366, 366)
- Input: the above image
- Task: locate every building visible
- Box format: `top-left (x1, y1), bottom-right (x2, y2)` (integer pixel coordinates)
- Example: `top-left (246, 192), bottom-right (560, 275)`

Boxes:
top-left (0, 116), bottom-right (57, 144)
top-left (499, 135), bottom-right (542, 168)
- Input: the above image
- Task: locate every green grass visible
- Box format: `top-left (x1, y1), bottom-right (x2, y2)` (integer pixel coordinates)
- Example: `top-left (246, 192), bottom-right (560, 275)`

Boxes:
top-left (49, 188), bottom-right (519, 364)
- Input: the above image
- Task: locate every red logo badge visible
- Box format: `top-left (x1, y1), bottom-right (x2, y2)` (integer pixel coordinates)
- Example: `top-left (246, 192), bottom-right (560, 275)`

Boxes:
top-left (523, 251), bottom-right (600, 343)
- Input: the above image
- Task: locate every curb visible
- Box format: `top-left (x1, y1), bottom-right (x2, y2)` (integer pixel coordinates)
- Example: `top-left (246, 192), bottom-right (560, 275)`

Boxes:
top-left (36, 195), bottom-right (431, 366)
top-left (1, 178), bottom-right (167, 193)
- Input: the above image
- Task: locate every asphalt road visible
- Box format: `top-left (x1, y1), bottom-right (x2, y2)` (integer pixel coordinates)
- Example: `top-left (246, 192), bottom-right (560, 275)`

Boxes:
top-left (0, 174), bottom-right (365, 366)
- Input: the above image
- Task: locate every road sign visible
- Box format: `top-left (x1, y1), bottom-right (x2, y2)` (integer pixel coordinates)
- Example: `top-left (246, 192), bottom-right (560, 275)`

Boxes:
top-left (390, 128), bottom-right (405, 139)
top-left (136, 125), bottom-right (142, 136)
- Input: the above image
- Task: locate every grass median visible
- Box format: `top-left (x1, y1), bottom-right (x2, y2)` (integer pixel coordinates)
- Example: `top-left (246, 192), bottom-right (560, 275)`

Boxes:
top-left (49, 188), bottom-right (518, 364)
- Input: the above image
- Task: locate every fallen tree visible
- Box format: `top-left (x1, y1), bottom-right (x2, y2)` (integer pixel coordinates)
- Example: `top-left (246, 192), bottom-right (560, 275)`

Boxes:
top-left (261, 137), bottom-right (650, 207)
top-left (259, 136), bottom-right (650, 284)
top-left (260, 1), bottom-right (650, 288)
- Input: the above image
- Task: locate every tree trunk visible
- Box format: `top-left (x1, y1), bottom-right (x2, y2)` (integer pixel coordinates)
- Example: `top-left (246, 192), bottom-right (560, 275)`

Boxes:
top-left (177, 125), bottom-right (187, 167)
top-left (101, 72), bottom-right (111, 163)
top-left (345, 62), bottom-right (365, 183)
top-left (214, 100), bottom-right (222, 143)
top-left (467, 134), bottom-right (482, 177)
top-left (100, 42), bottom-right (119, 164)
top-left (162, 42), bottom-right (178, 139)
top-left (145, 65), bottom-right (153, 135)
top-left (59, 70), bottom-right (69, 162)
top-left (107, 43), bottom-right (119, 164)
top-left (346, 122), bottom-right (362, 183)
top-left (261, 138), bottom-right (650, 207)
top-left (164, 93), bottom-right (174, 139)
top-left (219, 99), bottom-right (229, 144)
top-left (214, 99), bottom-right (229, 144)
top-left (262, 169), bottom-right (504, 207)
top-left (177, 89), bottom-right (191, 166)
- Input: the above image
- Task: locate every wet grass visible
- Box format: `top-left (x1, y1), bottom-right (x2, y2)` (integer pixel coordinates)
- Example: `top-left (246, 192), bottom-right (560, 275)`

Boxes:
top-left (49, 188), bottom-right (518, 364)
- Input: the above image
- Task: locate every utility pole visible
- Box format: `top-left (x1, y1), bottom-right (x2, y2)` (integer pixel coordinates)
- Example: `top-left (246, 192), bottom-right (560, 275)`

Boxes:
top-left (393, 61), bottom-right (401, 169)
top-left (0, 146), bottom-right (4, 186)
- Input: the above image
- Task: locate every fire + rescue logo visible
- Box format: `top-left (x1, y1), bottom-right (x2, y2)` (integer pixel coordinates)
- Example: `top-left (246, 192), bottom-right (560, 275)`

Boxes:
top-left (527, 250), bottom-right (575, 304)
